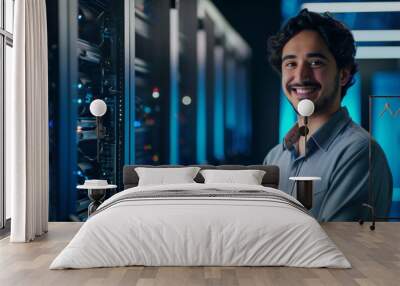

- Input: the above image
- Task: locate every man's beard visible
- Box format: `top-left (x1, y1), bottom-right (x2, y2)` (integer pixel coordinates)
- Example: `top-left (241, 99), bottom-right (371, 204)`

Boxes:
top-left (289, 73), bottom-right (340, 116)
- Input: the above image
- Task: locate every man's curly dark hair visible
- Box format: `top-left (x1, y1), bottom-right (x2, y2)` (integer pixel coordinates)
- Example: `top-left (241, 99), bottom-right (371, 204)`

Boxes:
top-left (267, 9), bottom-right (358, 99)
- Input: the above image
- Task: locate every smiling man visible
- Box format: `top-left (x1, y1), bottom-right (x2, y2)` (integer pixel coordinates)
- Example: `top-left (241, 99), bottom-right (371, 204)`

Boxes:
top-left (263, 9), bottom-right (393, 221)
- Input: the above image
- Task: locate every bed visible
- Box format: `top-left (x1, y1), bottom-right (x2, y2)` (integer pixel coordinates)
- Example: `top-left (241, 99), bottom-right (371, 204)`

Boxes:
top-left (50, 165), bottom-right (350, 269)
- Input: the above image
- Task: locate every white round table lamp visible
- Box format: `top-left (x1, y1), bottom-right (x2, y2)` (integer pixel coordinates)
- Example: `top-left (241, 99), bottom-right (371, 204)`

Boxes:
top-left (297, 99), bottom-right (314, 117)
top-left (90, 99), bottom-right (107, 117)
top-left (297, 99), bottom-right (315, 156)
top-left (89, 99), bottom-right (107, 163)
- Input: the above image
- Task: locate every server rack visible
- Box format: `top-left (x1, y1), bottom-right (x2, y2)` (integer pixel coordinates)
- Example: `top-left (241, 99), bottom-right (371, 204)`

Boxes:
top-left (204, 13), bottom-right (216, 163)
top-left (224, 51), bottom-right (252, 160)
top-left (124, 0), bottom-right (172, 165)
top-left (197, 0), bottom-right (252, 164)
top-left (213, 36), bottom-right (225, 162)
top-left (196, 19), bottom-right (207, 164)
top-left (176, 0), bottom-right (198, 164)
top-left (131, 0), bottom-right (164, 164)
top-left (224, 50), bottom-right (234, 157)
top-left (48, 0), bottom-right (171, 221)
top-left (48, 0), bottom-right (79, 221)
top-left (48, 0), bottom-right (124, 221)
top-left (76, 0), bottom-right (124, 220)
top-left (234, 58), bottom-right (252, 155)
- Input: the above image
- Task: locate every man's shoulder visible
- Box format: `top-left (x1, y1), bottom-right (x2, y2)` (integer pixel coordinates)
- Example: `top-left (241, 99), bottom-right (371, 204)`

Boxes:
top-left (327, 120), bottom-right (389, 169)
top-left (268, 143), bottom-right (283, 155)
top-left (332, 121), bottom-right (387, 162)
top-left (333, 121), bottom-right (370, 151)
top-left (263, 143), bottom-right (285, 165)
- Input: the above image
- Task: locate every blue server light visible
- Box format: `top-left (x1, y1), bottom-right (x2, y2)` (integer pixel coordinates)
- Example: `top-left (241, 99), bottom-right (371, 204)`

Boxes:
top-left (144, 106), bottom-right (151, 114)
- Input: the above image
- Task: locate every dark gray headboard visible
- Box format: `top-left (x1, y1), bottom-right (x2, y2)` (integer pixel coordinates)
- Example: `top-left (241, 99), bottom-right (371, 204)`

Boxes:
top-left (123, 165), bottom-right (279, 189)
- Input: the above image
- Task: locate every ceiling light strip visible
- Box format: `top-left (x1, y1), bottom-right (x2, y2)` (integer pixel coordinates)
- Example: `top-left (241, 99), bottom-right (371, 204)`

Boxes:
top-left (302, 2), bottom-right (400, 13)
top-left (352, 30), bottom-right (400, 42)
top-left (356, 46), bottom-right (400, 59)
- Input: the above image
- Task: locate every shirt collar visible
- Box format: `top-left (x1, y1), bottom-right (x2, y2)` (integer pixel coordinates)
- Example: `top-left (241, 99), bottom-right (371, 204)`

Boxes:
top-left (283, 107), bottom-right (352, 152)
top-left (282, 123), bottom-right (300, 151)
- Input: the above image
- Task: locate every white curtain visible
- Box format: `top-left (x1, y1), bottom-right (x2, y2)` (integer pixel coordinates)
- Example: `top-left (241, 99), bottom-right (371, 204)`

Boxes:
top-left (7, 0), bottom-right (49, 242)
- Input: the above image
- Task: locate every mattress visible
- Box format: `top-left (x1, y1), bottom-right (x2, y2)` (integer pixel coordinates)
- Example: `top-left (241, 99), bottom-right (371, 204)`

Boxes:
top-left (50, 183), bottom-right (351, 269)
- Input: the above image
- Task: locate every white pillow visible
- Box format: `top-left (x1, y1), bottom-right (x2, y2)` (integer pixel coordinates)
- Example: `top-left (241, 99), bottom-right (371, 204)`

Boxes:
top-left (135, 167), bottom-right (201, 186)
top-left (200, 169), bottom-right (266, 185)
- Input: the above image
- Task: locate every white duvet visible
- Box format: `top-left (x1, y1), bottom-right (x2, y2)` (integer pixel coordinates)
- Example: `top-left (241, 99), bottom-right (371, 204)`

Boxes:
top-left (50, 183), bottom-right (351, 269)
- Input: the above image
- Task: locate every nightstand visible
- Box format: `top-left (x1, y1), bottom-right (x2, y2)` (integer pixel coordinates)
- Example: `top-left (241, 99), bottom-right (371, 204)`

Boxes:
top-left (289, 177), bottom-right (321, 210)
top-left (77, 183), bottom-right (117, 216)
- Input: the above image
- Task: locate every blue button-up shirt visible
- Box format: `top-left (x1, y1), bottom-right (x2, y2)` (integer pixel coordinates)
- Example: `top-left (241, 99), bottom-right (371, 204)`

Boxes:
top-left (264, 107), bottom-right (392, 221)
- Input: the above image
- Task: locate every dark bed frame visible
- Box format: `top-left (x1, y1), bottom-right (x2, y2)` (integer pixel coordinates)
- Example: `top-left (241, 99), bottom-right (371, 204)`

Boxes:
top-left (123, 165), bottom-right (279, 190)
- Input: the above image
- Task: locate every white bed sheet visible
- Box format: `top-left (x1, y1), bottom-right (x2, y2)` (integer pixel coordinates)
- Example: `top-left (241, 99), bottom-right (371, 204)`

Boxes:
top-left (50, 183), bottom-right (351, 269)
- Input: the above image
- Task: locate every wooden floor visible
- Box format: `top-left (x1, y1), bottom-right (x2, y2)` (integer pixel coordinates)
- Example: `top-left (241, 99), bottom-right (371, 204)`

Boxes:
top-left (0, 222), bottom-right (399, 286)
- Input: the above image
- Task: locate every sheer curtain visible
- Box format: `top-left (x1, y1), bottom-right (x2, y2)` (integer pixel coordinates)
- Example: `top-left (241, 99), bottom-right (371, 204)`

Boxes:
top-left (7, 0), bottom-right (48, 242)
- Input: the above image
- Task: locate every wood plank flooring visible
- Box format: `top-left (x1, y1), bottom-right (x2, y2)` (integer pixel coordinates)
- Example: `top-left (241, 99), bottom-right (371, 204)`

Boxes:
top-left (0, 222), bottom-right (399, 286)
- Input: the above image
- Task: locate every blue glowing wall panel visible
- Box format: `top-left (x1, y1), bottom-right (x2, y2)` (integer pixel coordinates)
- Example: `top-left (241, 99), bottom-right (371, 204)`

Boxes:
top-left (196, 31), bottom-right (207, 163)
top-left (342, 73), bottom-right (361, 125)
top-left (236, 65), bottom-right (251, 153)
top-left (371, 72), bottom-right (400, 215)
top-left (124, 0), bottom-right (135, 164)
top-left (279, 92), bottom-right (297, 142)
top-left (281, 0), bottom-right (302, 21)
top-left (214, 47), bottom-right (225, 160)
top-left (225, 59), bottom-right (236, 131)
top-left (170, 81), bottom-right (179, 164)
top-left (332, 12), bottom-right (400, 30)
top-left (225, 58), bottom-right (236, 156)
top-left (225, 60), bottom-right (252, 155)
top-left (279, 0), bottom-right (304, 143)
top-left (169, 9), bottom-right (179, 164)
